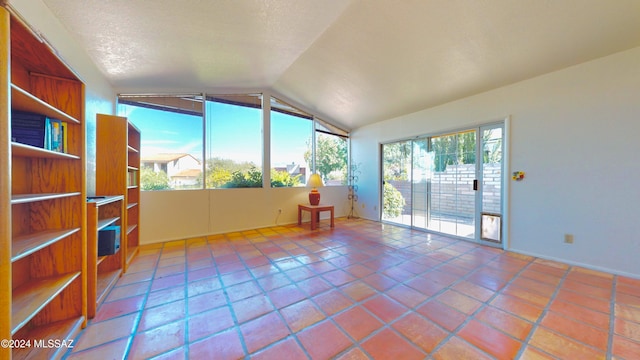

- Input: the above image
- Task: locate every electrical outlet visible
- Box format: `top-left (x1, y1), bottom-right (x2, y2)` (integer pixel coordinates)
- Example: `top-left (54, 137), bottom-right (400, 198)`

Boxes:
top-left (564, 234), bottom-right (574, 244)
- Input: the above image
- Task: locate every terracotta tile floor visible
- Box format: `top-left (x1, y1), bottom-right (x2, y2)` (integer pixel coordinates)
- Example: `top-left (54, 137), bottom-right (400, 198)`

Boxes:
top-left (64, 218), bottom-right (640, 359)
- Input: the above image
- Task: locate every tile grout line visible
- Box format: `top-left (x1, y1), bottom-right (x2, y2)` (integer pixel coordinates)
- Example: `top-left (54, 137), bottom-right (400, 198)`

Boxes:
top-left (424, 249), bottom-right (535, 359)
top-left (328, 234), bottom-right (505, 359)
top-left (68, 220), bottom-right (633, 360)
top-left (513, 263), bottom-right (571, 359)
top-left (65, 248), bottom-right (163, 358)
top-left (219, 231), bottom-right (316, 359)
top-left (121, 244), bottom-right (163, 359)
top-left (136, 241), bottom-right (189, 359)
top-left (182, 237), bottom-right (211, 359)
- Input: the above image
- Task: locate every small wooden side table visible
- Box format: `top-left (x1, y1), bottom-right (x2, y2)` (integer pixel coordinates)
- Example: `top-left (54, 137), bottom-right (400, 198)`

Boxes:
top-left (298, 204), bottom-right (335, 230)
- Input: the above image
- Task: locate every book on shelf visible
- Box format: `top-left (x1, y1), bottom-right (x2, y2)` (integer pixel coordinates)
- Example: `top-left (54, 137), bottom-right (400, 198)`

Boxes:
top-left (51, 118), bottom-right (61, 152)
top-left (127, 170), bottom-right (137, 187)
top-left (61, 121), bottom-right (68, 153)
top-left (11, 110), bottom-right (47, 148)
top-left (11, 110), bottom-right (67, 153)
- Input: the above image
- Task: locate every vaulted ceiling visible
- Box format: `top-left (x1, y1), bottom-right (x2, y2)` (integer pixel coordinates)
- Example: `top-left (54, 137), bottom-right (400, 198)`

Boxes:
top-left (37, 0), bottom-right (640, 130)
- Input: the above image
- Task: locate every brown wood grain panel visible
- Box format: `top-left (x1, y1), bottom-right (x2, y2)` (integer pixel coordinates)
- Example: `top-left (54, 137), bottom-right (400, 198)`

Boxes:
top-left (10, 156), bottom-right (30, 194)
top-left (27, 197), bottom-right (82, 232)
top-left (11, 258), bottom-right (30, 292)
top-left (11, 203), bottom-right (30, 239)
top-left (10, 57), bottom-right (30, 90)
top-left (0, 8), bottom-right (11, 354)
top-left (29, 74), bottom-right (83, 120)
top-left (28, 234), bottom-right (82, 278)
top-left (86, 202), bottom-right (98, 318)
top-left (9, 16), bottom-right (77, 81)
top-left (127, 225), bottom-right (139, 252)
top-left (87, 196), bottom-right (124, 317)
top-left (31, 276), bottom-right (82, 327)
top-left (96, 115), bottom-right (128, 195)
top-left (6, 7), bottom-right (87, 353)
top-left (29, 158), bottom-right (83, 193)
top-left (12, 317), bottom-right (83, 360)
top-left (96, 114), bottom-right (140, 273)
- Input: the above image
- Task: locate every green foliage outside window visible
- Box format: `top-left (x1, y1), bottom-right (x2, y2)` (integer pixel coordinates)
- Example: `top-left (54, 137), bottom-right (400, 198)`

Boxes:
top-left (271, 170), bottom-right (301, 187)
top-left (206, 157), bottom-right (258, 188)
top-left (140, 167), bottom-right (171, 191)
top-left (204, 158), bottom-right (303, 188)
top-left (304, 133), bottom-right (348, 184)
top-left (383, 141), bottom-right (411, 181)
top-left (222, 167), bottom-right (263, 188)
top-left (383, 182), bottom-right (405, 218)
top-left (429, 131), bottom-right (476, 172)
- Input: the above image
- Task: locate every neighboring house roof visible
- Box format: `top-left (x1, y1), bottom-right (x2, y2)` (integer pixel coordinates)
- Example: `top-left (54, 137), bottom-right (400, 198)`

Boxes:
top-left (172, 169), bottom-right (202, 178)
top-left (141, 153), bottom-right (201, 164)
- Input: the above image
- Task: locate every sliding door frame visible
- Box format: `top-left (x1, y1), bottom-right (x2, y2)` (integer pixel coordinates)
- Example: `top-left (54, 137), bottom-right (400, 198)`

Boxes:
top-left (379, 117), bottom-right (509, 249)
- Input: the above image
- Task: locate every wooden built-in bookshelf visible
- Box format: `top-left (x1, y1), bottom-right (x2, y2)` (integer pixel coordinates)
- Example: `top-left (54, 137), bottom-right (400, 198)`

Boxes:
top-left (86, 196), bottom-right (124, 318)
top-left (1, 7), bottom-right (87, 360)
top-left (96, 115), bottom-right (141, 272)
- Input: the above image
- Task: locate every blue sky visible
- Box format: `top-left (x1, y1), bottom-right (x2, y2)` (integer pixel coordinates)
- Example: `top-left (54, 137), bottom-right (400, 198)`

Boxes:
top-left (119, 101), bottom-right (313, 168)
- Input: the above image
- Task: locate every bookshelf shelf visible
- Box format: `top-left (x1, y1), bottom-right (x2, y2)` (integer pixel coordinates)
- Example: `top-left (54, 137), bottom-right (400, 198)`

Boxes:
top-left (127, 224), bottom-right (138, 234)
top-left (2, 8), bottom-right (87, 358)
top-left (96, 269), bottom-right (121, 305)
top-left (11, 228), bottom-right (80, 262)
top-left (11, 142), bottom-right (81, 159)
top-left (11, 84), bottom-right (81, 125)
top-left (97, 115), bottom-right (141, 273)
top-left (11, 272), bottom-right (81, 335)
top-left (87, 195), bottom-right (124, 318)
top-left (11, 318), bottom-right (83, 360)
top-left (10, 192), bottom-right (81, 204)
top-left (97, 217), bottom-right (119, 231)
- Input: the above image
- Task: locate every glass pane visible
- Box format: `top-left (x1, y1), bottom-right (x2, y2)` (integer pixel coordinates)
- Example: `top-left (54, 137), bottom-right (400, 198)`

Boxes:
top-left (456, 131), bottom-right (476, 238)
top-left (482, 127), bottom-right (503, 215)
top-left (428, 131), bottom-right (475, 238)
top-left (270, 97), bottom-right (312, 187)
top-left (382, 141), bottom-right (411, 225)
top-left (428, 134), bottom-right (456, 233)
top-left (412, 139), bottom-right (430, 229)
top-left (118, 96), bottom-right (204, 191)
top-left (315, 132), bottom-right (348, 186)
top-left (205, 95), bottom-right (263, 188)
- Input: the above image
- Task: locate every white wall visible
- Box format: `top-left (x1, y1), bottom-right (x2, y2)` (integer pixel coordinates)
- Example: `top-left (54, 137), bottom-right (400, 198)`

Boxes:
top-left (10, 0), bottom-right (117, 195)
top-left (141, 186), bottom-right (350, 244)
top-left (352, 47), bottom-right (640, 278)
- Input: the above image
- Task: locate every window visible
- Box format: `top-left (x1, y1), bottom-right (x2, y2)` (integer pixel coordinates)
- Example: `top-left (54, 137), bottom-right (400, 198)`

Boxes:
top-left (314, 119), bottom-right (348, 185)
top-left (205, 94), bottom-right (263, 188)
top-left (118, 95), bottom-right (204, 191)
top-left (119, 93), bottom-right (349, 191)
top-left (270, 97), bottom-right (312, 187)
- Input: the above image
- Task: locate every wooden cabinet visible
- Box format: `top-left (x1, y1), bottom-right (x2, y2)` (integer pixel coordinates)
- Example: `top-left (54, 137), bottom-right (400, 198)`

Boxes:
top-left (96, 114), bottom-right (141, 272)
top-left (86, 196), bottom-right (124, 318)
top-left (1, 8), bottom-right (86, 360)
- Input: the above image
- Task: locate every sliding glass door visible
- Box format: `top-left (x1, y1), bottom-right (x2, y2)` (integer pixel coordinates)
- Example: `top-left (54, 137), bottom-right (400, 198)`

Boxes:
top-left (381, 140), bottom-right (412, 226)
top-left (479, 124), bottom-right (504, 244)
top-left (423, 130), bottom-right (477, 238)
top-left (381, 123), bottom-right (504, 245)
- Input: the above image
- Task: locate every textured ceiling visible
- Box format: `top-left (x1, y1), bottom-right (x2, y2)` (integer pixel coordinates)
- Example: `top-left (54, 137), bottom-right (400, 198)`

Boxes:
top-left (37, 0), bottom-right (640, 130)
